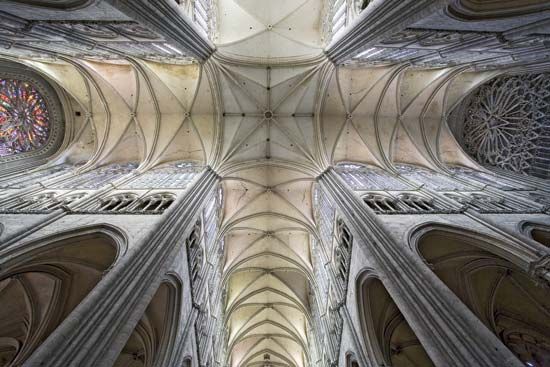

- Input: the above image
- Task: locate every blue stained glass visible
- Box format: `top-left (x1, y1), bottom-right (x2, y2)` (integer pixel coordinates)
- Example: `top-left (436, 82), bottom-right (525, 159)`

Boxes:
top-left (0, 79), bottom-right (51, 156)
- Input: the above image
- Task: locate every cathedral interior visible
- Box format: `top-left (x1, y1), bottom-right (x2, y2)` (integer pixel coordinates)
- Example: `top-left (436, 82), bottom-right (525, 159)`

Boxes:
top-left (1, 1), bottom-right (550, 367)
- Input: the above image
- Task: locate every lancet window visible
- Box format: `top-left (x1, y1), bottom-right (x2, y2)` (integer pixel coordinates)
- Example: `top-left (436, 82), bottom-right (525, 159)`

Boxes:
top-left (182, 190), bottom-right (224, 367)
top-left (0, 191), bottom-right (87, 212)
top-left (312, 240), bottom-right (330, 300)
top-left (54, 163), bottom-right (137, 189)
top-left (334, 218), bottom-right (353, 286)
top-left (0, 164), bottom-right (71, 189)
top-left (96, 193), bottom-right (138, 212)
top-left (314, 185), bottom-right (336, 255)
top-left (327, 294), bottom-right (345, 364)
top-left (444, 192), bottom-right (530, 213)
top-left (2, 192), bottom-right (56, 211)
top-left (124, 162), bottom-right (201, 189)
top-left (202, 188), bottom-right (221, 251)
top-left (132, 193), bottom-right (175, 213)
top-left (362, 193), bottom-right (399, 213)
top-left (186, 218), bottom-right (204, 287)
top-left (468, 193), bottom-right (519, 212)
top-left (398, 193), bottom-right (440, 212)
top-left (336, 164), bottom-right (409, 190)
top-left (363, 192), bottom-right (451, 214)
top-left (396, 164), bottom-right (470, 191)
top-left (449, 167), bottom-right (528, 191)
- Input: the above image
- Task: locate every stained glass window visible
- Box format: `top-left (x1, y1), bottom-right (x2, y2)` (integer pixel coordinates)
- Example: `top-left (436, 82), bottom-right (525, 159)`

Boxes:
top-left (0, 78), bottom-right (51, 157)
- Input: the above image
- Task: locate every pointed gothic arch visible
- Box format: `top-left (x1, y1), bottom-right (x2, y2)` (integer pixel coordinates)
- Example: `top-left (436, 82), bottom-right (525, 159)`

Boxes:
top-left (356, 271), bottom-right (435, 367)
top-left (416, 228), bottom-right (550, 366)
top-left (345, 351), bottom-right (360, 367)
top-left (114, 276), bottom-right (183, 367)
top-left (522, 222), bottom-right (550, 248)
top-left (0, 231), bottom-right (118, 366)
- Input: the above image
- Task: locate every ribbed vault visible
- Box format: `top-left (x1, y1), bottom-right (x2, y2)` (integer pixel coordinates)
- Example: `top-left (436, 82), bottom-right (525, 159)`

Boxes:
top-left (1, 2), bottom-right (529, 365)
top-left (213, 2), bottom-right (327, 365)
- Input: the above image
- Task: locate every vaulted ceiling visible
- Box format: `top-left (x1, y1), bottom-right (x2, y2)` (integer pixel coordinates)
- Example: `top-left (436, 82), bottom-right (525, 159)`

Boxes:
top-left (1, 1), bottom-right (514, 365)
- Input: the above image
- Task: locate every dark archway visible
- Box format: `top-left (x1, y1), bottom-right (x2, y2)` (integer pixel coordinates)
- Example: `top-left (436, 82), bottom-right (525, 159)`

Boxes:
top-left (357, 273), bottom-right (435, 367)
top-left (345, 352), bottom-right (360, 367)
top-left (114, 278), bottom-right (181, 367)
top-left (524, 223), bottom-right (550, 248)
top-left (418, 229), bottom-right (550, 367)
top-left (0, 232), bottom-right (118, 366)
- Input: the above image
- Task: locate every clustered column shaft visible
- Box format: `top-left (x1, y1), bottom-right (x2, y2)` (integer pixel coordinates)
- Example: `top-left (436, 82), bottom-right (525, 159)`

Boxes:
top-left (21, 168), bottom-right (219, 367)
top-left (318, 167), bottom-right (523, 367)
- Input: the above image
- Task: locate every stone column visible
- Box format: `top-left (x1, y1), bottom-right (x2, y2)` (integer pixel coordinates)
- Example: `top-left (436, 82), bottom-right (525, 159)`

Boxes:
top-left (22, 168), bottom-right (219, 367)
top-left (318, 168), bottom-right (523, 367)
top-left (325, 0), bottom-right (449, 64)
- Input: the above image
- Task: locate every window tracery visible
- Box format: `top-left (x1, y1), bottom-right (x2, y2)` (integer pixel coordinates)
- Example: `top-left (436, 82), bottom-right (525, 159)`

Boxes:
top-left (54, 163), bottom-right (137, 189)
top-left (84, 192), bottom-right (177, 214)
top-left (3, 192), bottom-right (57, 212)
top-left (362, 193), bottom-right (399, 213)
top-left (458, 74), bottom-right (550, 179)
top-left (0, 78), bottom-right (51, 157)
top-left (449, 167), bottom-right (529, 191)
top-left (124, 162), bottom-right (201, 189)
top-left (186, 218), bottom-right (204, 288)
top-left (314, 185), bottom-right (336, 256)
top-left (467, 193), bottom-right (518, 212)
top-left (132, 193), bottom-right (175, 213)
top-left (396, 164), bottom-right (470, 191)
top-left (96, 193), bottom-right (138, 212)
top-left (363, 192), bottom-right (453, 214)
top-left (336, 164), bottom-right (410, 190)
top-left (444, 192), bottom-right (534, 213)
top-left (334, 218), bottom-right (353, 286)
top-left (0, 63), bottom-right (65, 169)
top-left (0, 191), bottom-right (86, 212)
top-left (398, 193), bottom-right (440, 213)
top-left (0, 164), bottom-right (71, 189)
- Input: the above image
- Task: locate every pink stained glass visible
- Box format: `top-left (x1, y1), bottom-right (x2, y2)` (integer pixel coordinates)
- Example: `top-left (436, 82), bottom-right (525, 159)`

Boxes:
top-left (0, 79), bottom-right (51, 156)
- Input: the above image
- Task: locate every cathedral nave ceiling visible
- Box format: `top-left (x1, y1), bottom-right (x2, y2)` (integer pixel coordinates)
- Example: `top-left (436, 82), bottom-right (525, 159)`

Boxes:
top-left (3, 1), bottom-right (550, 366)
